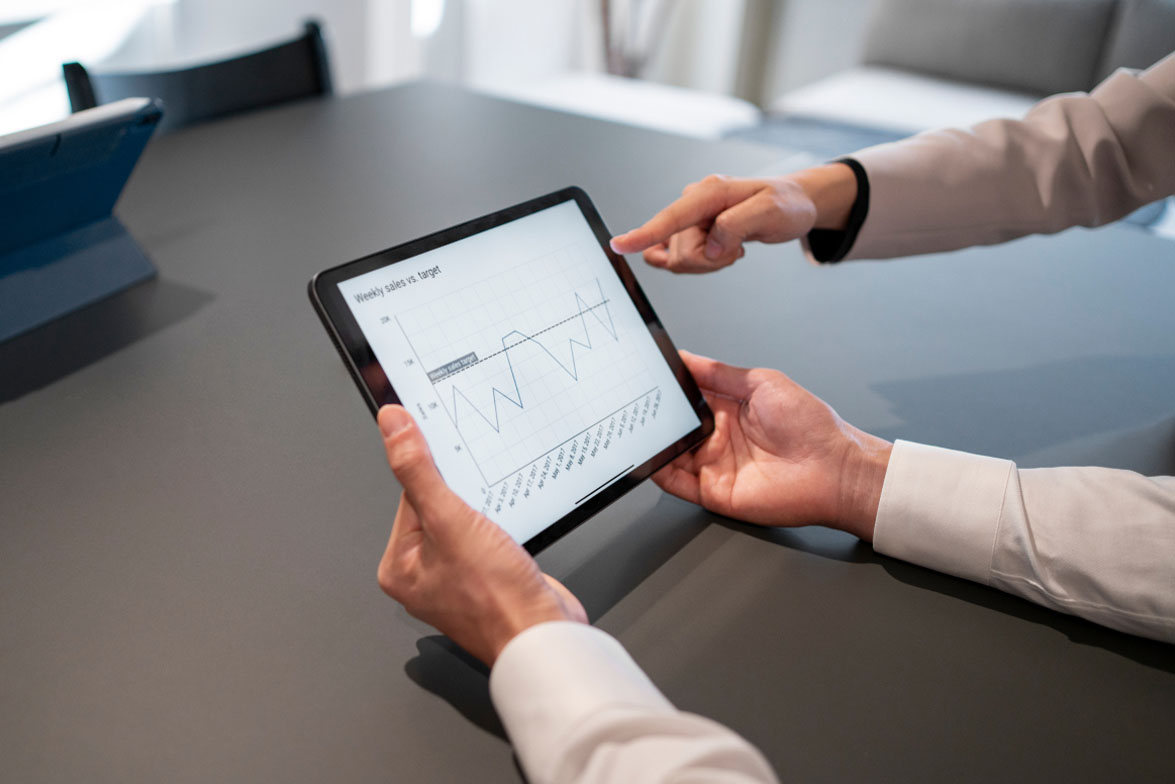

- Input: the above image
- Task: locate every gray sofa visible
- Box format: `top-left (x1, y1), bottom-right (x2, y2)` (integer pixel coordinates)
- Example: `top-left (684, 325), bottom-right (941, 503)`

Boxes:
top-left (862, 0), bottom-right (1175, 97)
top-left (736, 0), bottom-right (1175, 152)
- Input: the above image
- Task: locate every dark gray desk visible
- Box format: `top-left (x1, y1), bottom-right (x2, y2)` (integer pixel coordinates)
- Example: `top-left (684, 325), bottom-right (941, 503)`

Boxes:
top-left (2, 83), bottom-right (1172, 783)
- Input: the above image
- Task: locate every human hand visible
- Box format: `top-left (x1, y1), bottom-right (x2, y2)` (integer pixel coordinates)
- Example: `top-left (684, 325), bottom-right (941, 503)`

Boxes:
top-left (375, 405), bottom-right (586, 666)
top-left (609, 164), bottom-right (857, 273)
top-left (654, 352), bottom-right (891, 541)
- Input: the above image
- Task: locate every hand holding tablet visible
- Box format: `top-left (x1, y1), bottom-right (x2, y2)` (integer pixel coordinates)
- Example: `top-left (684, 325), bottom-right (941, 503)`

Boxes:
top-left (374, 403), bottom-right (587, 665)
top-left (310, 188), bottom-right (712, 553)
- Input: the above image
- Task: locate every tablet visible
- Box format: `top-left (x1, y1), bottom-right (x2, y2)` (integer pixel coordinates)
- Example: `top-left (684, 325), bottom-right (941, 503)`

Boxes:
top-left (309, 187), bottom-right (712, 553)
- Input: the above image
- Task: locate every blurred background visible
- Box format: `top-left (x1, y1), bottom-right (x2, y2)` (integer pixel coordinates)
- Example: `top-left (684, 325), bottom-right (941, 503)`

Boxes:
top-left (2, 0), bottom-right (844, 134)
top-left (2, 0), bottom-right (1172, 232)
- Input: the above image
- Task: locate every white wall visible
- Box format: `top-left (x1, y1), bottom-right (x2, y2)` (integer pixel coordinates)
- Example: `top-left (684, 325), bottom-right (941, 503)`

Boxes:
top-left (461, 0), bottom-right (591, 88)
top-left (759, 0), bottom-right (873, 102)
top-left (642, 0), bottom-right (749, 95)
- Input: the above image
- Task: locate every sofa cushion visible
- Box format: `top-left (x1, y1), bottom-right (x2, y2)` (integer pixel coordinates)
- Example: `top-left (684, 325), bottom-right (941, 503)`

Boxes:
top-left (862, 0), bottom-right (1117, 95)
top-left (768, 66), bottom-right (1042, 134)
top-left (1095, 0), bottom-right (1175, 82)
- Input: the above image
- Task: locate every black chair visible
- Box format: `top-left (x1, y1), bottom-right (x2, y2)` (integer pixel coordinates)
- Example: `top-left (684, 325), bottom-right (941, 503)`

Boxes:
top-left (63, 20), bottom-right (332, 134)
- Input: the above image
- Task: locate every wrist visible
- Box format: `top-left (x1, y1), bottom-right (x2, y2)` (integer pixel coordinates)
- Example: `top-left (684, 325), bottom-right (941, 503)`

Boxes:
top-left (487, 598), bottom-right (580, 665)
top-left (834, 431), bottom-right (892, 542)
top-left (787, 163), bottom-right (858, 231)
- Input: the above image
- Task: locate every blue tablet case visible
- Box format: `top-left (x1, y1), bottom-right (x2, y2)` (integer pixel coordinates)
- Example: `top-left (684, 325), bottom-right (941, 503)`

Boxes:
top-left (0, 98), bottom-right (163, 343)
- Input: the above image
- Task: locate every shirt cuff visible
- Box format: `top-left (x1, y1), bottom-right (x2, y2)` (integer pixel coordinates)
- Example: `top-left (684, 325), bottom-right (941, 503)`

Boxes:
top-left (490, 621), bottom-right (674, 778)
top-left (873, 440), bottom-right (1014, 584)
top-left (802, 157), bottom-right (870, 263)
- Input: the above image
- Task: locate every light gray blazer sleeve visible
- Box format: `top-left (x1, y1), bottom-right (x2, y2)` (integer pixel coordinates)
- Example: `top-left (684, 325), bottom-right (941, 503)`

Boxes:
top-left (846, 52), bottom-right (1175, 260)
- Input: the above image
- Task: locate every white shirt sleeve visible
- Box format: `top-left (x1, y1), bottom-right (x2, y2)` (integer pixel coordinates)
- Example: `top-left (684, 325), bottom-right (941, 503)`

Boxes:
top-left (874, 440), bottom-right (1175, 642)
top-left (489, 621), bottom-right (779, 784)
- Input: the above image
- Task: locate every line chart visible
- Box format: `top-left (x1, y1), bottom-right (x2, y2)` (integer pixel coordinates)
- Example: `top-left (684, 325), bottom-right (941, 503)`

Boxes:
top-left (391, 244), bottom-right (661, 486)
top-left (446, 280), bottom-right (617, 435)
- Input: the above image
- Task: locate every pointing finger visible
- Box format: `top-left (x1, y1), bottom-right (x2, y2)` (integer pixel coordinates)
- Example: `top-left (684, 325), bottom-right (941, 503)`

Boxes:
top-left (610, 177), bottom-right (759, 253)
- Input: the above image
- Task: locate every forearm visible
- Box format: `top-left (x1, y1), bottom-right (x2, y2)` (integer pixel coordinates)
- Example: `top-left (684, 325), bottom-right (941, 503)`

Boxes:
top-left (873, 441), bottom-right (1175, 642)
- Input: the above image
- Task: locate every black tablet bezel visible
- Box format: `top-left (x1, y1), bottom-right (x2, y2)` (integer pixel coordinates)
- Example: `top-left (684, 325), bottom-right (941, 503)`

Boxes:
top-left (309, 186), bottom-right (712, 554)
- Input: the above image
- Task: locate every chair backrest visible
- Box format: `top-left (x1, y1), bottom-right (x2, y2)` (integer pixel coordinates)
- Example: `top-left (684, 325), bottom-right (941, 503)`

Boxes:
top-left (63, 20), bottom-right (332, 134)
top-left (860, 0), bottom-right (1119, 96)
top-left (1094, 0), bottom-right (1175, 82)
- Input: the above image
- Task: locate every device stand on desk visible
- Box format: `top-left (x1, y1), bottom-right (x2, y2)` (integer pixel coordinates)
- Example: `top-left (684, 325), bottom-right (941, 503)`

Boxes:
top-left (0, 99), bottom-right (163, 343)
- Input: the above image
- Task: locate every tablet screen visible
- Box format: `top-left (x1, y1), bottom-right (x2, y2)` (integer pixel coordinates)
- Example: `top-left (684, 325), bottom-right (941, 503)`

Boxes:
top-left (313, 189), bottom-right (709, 552)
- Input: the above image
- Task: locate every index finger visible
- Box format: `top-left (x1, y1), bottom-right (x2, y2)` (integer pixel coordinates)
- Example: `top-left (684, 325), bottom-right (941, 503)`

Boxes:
top-left (610, 177), bottom-right (758, 254)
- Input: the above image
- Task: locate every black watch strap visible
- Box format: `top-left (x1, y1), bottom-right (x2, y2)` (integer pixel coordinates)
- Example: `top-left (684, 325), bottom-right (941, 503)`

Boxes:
top-left (806, 157), bottom-right (870, 263)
